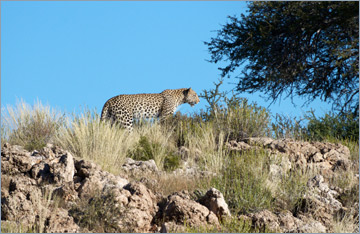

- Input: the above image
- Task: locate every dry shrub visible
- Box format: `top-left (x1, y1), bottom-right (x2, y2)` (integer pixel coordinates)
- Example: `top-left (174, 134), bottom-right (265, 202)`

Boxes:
top-left (2, 99), bottom-right (65, 151)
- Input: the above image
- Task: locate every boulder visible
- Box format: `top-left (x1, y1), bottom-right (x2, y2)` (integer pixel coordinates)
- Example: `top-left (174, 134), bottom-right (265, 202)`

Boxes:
top-left (244, 209), bottom-right (327, 233)
top-left (238, 138), bottom-right (351, 179)
top-left (198, 188), bottom-right (231, 218)
top-left (97, 182), bottom-right (158, 232)
top-left (121, 157), bottom-right (159, 175)
top-left (161, 192), bottom-right (220, 229)
top-left (226, 140), bottom-right (251, 151)
top-left (74, 159), bottom-right (129, 199)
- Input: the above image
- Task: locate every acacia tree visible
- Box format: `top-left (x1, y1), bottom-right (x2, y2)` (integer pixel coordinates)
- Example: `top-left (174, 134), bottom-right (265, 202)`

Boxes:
top-left (205, 1), bottom-right (359, 115)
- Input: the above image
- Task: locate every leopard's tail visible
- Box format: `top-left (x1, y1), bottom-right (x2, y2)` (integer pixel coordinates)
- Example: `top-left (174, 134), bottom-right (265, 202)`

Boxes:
top-left (100, 102), bottom-right (109, 122)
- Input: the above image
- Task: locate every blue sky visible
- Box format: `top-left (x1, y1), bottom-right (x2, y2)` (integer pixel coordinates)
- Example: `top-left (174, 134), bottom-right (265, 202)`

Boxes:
top-left (1, 1), bottom-right (332, 119)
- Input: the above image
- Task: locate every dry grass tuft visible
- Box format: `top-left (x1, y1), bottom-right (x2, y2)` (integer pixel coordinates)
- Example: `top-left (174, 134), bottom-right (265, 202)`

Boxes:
top-left (1, 99), bottom-right (65, 150)
top-left (56, 109), bottom-right (136, 174)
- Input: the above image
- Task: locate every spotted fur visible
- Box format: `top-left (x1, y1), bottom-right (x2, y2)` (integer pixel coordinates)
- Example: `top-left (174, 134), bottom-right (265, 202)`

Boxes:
top-left (100, 88), bottom-right (200, 130)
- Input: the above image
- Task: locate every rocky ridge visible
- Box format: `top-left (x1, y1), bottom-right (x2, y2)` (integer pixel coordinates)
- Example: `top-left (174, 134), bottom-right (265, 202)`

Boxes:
top-left (1, 138), bottom-right (358, 233)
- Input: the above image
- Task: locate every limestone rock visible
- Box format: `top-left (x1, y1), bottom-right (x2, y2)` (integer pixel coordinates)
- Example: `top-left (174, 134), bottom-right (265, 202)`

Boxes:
top-left (44, 208), bottom-right (80, 233)
top-left (122, 157), bottom-right (159, 174)
top-left (198, 188), bottom-right (231, 218)
top-left (162, 192), bottom-right (220, 229)
top-left (226, 140), bottom-right (251, 151)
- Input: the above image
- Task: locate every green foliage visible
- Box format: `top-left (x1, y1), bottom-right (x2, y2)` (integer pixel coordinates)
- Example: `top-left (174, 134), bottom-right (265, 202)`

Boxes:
top-left (305, 110), bottom-right (359, 141)
top-left (163, 152), bottom-right (181, 172)
top-left (184, 216), bottom-right (272, 233)
top-left (199, 80), bottom-right (271, 141)
top-left (207, 96), bottom-right (271, 141)
top-left (69, 191), bottom-right (126, 233)
top-left (127, 135), bottom-right (181, 171)
top-left (128, 136), bottom-right (159, 161)
top-left (0, 221), bottom-right (36, 233)
top-left (274, 170), bottom-right (310, 213)
top-left (271, 110), bottom-right (359, 142)
top-left (205, 1), bottom-right (359, 114)
top-left (272, 114), bottom-right (306, 140)
top-left (2, 100), bottom-right (65, 151)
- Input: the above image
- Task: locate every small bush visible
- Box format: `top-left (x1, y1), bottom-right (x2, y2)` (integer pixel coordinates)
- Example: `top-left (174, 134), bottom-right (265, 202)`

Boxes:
top-left (200, 79), bottom-right (271, 141)
top-left (305, 110), bottom-right (359, 141)
top-left (163, 152), bottom-right (181, 172)
top-left (69, 191), bottom-right (126, 233)
top-left (271, 113), bottom-right (306, 140)
top-left (204, 96), bottom-right (271, 141)
top-left (1, 100), bottom-right (65, 151)
top-left (127, 135), bottom-right (160, 161)
top-left (127, 135), bottom-right (181, 171)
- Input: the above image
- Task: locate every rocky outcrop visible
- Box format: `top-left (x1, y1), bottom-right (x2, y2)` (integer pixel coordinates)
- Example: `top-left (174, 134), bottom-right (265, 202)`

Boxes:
top-left (238, 137), bottom-right (351, 179)
top-left (1, 143), bottom-right (80, 233)
top-left (242, 209), bottom-right (326, 233)
top-left (242, 174), bottom-right (349, 233)
top-left (1, 139), bottom-right (355, 233)
top-left (297, 175), bottom-right (344, 230)
top-left (159, 191), bottom-right (220, 232)
top-left (1, 143), bottom-right (228, 233)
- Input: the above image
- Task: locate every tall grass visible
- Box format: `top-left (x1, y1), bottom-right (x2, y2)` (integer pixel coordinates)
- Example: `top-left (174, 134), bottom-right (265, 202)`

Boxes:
top-left (184, 123), bottom-right (226, 173)
top-left (56, 109), bottom-right (177, 173)
top-left (56, 109), bottom-right (137, 174)
top-left (208, 148), bottom-right (274, 214)
top-left (1, 100), bottom-right (65, 151)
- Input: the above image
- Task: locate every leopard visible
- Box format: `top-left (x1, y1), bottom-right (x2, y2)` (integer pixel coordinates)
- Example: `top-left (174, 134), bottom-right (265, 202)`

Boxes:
top-left (100, 88), bottom-right (200, 130)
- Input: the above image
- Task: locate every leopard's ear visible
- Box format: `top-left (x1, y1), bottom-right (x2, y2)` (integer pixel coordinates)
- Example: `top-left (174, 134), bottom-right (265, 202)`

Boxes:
top-left (184, 88), bottom-right (190, 95)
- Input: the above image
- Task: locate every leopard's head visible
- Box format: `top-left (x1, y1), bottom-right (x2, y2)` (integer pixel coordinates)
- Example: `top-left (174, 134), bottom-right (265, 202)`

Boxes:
top-left (184, 88), bottom-right (200, 107)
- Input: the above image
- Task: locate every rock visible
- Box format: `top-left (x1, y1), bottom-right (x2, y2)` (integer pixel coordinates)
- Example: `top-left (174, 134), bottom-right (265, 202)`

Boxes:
top-left (296, 215), bottom-right (327, 233)
top-left (226, 140), bottom-right (251, 151)
top-left (248, 209), bottom-right (281, 232)
top-left (298, 222), bottom-right (327, 233)
top-left (52, 151), bottom-right (75, 184)
top-left (277, 210), bottom-right (304, 232)
top-left (75, 159), bottom-right (129, 199)
top-left (243, 137), bottom-right (274, 146)
top-left (244, 209), bottom-right (327, 233)
top-left (122, 157), bottom-right (159, 174)
top-left (1, 143), bottom-right (38, 174)
top-left (162, 192), bottom-right (220, 229)
top-left (284, 174), bottom-right (345, 232)
top-left (198, 188), bottom-right (231, 218)
top-left (101, 182), bottom-right (158, 232)
top-left (242, 139), bottom-right (351, 179)
top-left (160, 221), bottom-right (186, 233)
top-left (1, 188), bottom-right (41, 228)
top-left (44, 208), bottom-right (80, 233)
top-left (307, 175), bottom-right (343, 212)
